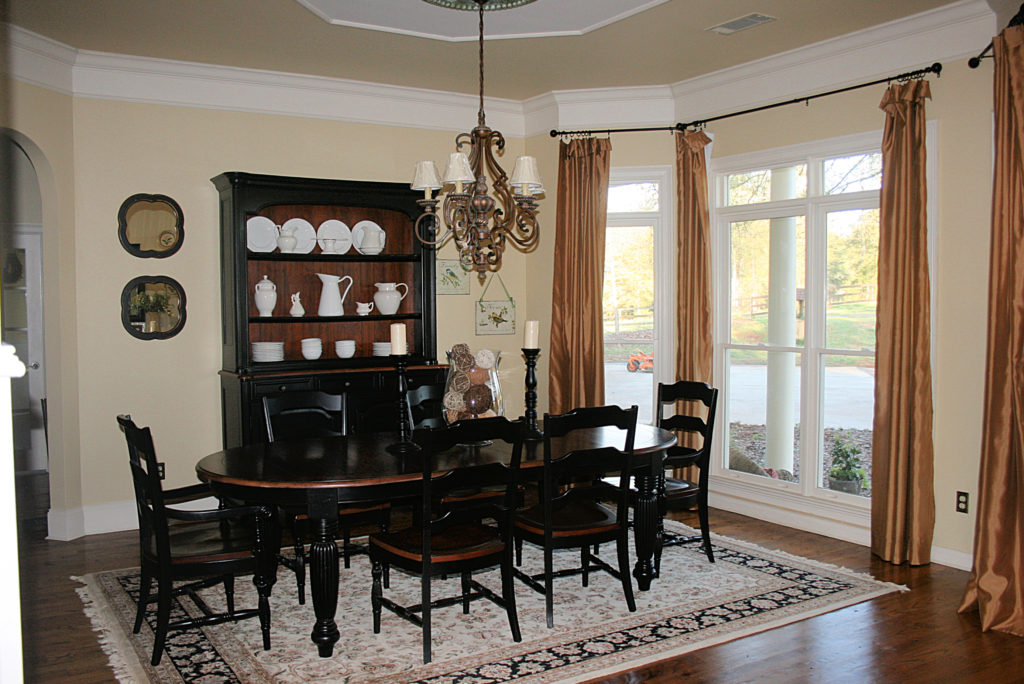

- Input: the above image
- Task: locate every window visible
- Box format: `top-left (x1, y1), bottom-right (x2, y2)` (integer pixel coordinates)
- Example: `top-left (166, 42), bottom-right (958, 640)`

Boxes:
top-left (603, 168), bottom-right (673, 424)
top-left (713, 133), bottom-right (882, 508)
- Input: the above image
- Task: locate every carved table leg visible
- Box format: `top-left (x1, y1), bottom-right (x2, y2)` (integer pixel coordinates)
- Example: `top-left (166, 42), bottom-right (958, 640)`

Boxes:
top-left (252, 505), bottom-right (279, 651)
top-left (307, 490), bottom-right (340, 657)
top-left (632, 470), bottom-right (659, 591)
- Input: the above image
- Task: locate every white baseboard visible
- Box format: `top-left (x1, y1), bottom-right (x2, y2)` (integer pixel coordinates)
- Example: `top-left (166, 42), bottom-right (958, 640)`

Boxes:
top-left (47, 500), bottom-right (137, 540)
top-left (930, 545), bottom-right (974, 571)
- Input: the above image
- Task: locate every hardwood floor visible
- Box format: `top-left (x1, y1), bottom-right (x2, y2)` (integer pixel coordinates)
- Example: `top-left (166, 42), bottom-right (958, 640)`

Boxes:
top-left (17, 508), bottom-right (1022, 683)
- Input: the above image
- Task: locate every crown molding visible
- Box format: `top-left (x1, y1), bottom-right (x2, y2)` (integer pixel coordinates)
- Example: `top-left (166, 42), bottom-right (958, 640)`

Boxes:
top-left (4, 0), bottom-right (996, 138)
top-left (670, 0), bottom-right (995, 123)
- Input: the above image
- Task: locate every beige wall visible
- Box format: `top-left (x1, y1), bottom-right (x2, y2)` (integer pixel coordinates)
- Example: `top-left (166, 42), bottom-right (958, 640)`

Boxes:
top-left (11, 86), bottom-right (540, 522)
top-left (9, 57), bottom-right (995, 555)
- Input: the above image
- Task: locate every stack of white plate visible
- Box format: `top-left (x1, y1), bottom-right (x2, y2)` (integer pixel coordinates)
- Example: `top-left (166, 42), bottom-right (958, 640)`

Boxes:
top-left (372, 341), bottom-right (392, 357)
top-left (301, 337), bottom-right (323, 360)
top-left (252, 341), bottom-right (284, 362)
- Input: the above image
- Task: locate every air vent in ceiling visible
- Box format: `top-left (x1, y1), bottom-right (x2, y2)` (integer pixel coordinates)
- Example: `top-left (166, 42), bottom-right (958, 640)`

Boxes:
top-left (707, 13), bottom-right (776, 35)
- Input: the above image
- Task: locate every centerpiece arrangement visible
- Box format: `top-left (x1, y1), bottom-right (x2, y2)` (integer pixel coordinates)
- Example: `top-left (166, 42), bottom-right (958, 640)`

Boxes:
top-left (443, 343), bottom-right (503, 423)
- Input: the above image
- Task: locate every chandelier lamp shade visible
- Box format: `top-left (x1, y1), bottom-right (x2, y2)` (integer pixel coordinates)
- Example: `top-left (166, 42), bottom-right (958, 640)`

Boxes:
top-left (412, 0), bottom-right (543, 283)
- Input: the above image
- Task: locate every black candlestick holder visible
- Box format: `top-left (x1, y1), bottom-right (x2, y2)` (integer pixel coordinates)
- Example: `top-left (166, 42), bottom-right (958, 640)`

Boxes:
top-left (522, 347), bottom-right (543, 440)
top-left (387, 354), bottom-right (418, 454)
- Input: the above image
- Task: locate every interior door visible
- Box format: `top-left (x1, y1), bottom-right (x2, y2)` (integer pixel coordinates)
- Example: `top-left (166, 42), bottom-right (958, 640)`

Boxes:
top-left (2, 227), bottom-right (47, 472)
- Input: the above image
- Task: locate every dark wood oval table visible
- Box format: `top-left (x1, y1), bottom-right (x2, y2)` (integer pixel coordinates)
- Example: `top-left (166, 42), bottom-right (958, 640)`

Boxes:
top-left (196, 424), bottom-right (675, 657)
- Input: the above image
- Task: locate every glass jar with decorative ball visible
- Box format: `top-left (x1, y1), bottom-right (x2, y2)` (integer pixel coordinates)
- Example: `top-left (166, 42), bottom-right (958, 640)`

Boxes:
top-left (443, 344), bottom-right (503, 424)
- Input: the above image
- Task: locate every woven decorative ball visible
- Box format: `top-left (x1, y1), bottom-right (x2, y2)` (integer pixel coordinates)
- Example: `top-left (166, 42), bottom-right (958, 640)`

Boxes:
top-left (451, 351), bottom-right (474, 372)
top-left (474, 348), bottom-right (496, 369)
top-left (448, 370), bottom-right (471, 393)
top-left (443, 390), bottom-right (466, 411)
top-left (463, 384), bottom-right (493, 415)
top-left (467, 365), bottom-right (490, 385)
top-left (451, 343), bottom-right (471, 356)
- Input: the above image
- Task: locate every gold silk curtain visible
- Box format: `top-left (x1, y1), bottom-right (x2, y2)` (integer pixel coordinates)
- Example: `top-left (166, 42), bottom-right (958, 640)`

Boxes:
top-left (548, 137), bottom-right (612, 414)
top-left (674, 130), bottom-right (714, 387)
top-left (959, 25), bottom-right (1024, 637)
top-left (871, 80), bottom-right (935, 566)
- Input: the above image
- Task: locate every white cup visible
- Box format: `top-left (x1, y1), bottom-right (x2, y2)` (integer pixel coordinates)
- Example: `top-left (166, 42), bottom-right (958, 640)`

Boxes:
top-left (301, 346), bottom-right (322, 360)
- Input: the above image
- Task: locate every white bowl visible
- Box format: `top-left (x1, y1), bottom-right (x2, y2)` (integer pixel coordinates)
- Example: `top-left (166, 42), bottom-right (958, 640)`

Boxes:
top-left (335, 343), bottom-right (356, 358)
top-left (301, 347), bottom-right (322, 360)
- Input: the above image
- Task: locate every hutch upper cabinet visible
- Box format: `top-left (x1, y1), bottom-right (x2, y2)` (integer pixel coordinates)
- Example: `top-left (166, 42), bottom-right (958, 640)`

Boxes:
top-left (213, 172), bottom-right (445, 447)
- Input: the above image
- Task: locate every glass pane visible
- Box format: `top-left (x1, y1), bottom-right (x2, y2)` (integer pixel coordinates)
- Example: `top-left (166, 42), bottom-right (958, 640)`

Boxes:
top-left (603, 224), bottom-right (655, 424)
top-left (726, 349), bottom-right (802, 482)
top-left (824, 153), bottom-right (882, 194)
top-left (826, 208), bottom-right (878, 351)
top-left (729, 216), bottom-right (806, 345)
top-left (726, 164), bottom-right (807, 206)
top-left (2, 249), bottom-right (26, 287)
top-left (820, 354), bottom-right (874, 498)
top-left (1, 289), bottom-right (27, 329)
top-left (607, 182), bottom-right (659, 213)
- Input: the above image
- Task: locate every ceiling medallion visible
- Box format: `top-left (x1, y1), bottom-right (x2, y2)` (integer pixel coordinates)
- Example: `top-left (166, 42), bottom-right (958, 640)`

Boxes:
top-left (412, 0), bottom-right (543, 283)
top-left (422, 0), bottom-right (538, 10)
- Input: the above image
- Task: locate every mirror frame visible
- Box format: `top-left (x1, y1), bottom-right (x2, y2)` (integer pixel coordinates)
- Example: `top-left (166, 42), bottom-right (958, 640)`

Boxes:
top-left (120, 275), bottom-right (188, 340)
top-left (118, 193), bottom-right (184, 258)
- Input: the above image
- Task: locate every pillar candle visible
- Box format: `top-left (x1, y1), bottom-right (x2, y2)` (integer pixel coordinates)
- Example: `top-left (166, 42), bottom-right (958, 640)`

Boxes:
top-left (390, 323), bottom-right (407, 355)
top-left (524, 320), bottom-right (540, 348)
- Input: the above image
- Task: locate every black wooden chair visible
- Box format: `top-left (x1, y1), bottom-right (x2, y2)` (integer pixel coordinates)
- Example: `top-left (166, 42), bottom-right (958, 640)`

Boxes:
top-left (369, 416), bottom-right (525, 664)
top-left (513, 404), bottom-right (638, 628)
top-left (351, 381), bottom-right (446, 433)
top-left (262, 391), bottom-right (390, 604)
top-left (653, 380), bottom-right (719, 568)
top-left (118, 414), bottom-right (271, 666)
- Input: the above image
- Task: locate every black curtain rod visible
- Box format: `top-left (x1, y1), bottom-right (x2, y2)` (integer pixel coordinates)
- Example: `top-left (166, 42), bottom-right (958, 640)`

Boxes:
top-left (549, 62), bottom-right (943, 138)
top-left (968, 2), bottom-right (1024, 68)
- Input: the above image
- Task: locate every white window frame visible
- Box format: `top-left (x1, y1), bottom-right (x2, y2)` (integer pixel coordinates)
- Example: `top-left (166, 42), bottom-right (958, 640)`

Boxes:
top-left (606, 165), bottom-right (674, 421)
top-left (708, 127), bottom-right (937, 545)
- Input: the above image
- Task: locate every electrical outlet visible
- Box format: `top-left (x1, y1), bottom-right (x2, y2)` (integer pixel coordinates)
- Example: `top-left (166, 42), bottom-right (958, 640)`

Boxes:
top-left (158, 462), bottom-right (165, 480)
top-left (956, 491), bottom-right (969, 514)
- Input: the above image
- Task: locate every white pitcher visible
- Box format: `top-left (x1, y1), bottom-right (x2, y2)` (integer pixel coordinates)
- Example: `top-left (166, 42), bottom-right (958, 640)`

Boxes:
top-left (373, 282), bottom-right (408, 315)
top-left (254, 275), bottom-right (277, 317)
top-left (316, 273), bottom-right (353, 316)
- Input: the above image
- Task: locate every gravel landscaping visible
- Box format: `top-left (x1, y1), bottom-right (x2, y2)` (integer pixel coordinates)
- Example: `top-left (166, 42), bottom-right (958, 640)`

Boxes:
top-left (729, 423), bottom-right (873, 496)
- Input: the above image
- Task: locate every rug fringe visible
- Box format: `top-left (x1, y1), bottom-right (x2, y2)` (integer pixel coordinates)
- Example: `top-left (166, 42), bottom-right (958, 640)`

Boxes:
top-left (73, 575), bottom-right (149, 683)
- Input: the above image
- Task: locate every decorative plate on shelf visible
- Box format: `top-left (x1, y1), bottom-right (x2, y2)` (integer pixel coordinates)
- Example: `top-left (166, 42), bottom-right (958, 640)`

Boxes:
top-left (316, 219), bottom-right (352, 254)
top-left (246, 216), bottom-right (278, 253)
top-left (352, 220), bottom-right (386, 255)
top-left (281, 218), bottom-right (317, 254)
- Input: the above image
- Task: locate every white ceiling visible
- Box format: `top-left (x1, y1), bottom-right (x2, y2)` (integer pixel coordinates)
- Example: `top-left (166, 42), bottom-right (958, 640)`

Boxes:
top-left (296, 0), bottom-right (671, 41)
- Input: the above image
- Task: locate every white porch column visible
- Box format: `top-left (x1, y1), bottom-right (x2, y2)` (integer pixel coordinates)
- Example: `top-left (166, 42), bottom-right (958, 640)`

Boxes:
top-left (765, 166), bottom-right (798, 473)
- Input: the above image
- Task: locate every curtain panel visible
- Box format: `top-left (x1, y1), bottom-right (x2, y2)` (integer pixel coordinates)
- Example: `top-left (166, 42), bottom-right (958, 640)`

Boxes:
top-left (959, 25), bottom-right (1024, 637)
top-left (674, 130), bottom-right (714, 387)
top-left (871, 80), bottom-right (936, 566)
top-left (548, 137), bottom-right (612, 414)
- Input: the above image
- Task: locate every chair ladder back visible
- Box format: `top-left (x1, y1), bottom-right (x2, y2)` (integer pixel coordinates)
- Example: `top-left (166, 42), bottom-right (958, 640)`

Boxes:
top-left (263, 390), bottom-right (346, 442)
top-left (118, 414), bottom-right (172, 560)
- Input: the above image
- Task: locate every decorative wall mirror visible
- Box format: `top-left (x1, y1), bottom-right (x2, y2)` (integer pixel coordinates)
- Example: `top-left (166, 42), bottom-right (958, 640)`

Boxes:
top-left (118, 194), bottom-right (184, 257)
top-left (120, 276), bottom-right (187, 340)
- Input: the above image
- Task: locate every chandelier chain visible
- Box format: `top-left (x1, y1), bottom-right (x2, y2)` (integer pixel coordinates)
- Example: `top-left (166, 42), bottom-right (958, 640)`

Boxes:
top-left (478, 2), bottom-right (485, 127)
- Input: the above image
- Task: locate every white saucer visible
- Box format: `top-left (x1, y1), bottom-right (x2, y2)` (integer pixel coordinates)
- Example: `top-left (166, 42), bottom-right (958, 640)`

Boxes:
top-left (281, 218), bottom-right (316, 254)
top-left (246, 216), bottom-right (278, 252)
top-left (352, 220), bottom-right (386, 255)
top-left (317, 219), bottom-right (352, 254)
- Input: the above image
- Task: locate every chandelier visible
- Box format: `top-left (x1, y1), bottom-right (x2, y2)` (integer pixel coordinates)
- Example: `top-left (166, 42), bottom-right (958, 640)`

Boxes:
top-left (412, 0), bottom-right (543, 283)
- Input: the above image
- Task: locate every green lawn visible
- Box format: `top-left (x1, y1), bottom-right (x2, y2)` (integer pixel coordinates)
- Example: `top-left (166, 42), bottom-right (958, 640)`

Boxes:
top-left (730, 301), bottom-right (876, 365)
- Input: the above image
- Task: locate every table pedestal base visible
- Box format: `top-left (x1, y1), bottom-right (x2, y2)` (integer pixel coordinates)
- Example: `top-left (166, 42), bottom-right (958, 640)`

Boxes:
top-left (308, 491), bottom-right (340, 657)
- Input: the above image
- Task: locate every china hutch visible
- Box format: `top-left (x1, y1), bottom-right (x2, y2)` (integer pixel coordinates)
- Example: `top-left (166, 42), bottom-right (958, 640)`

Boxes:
top-left (213, 172), bottom-right (446, 447)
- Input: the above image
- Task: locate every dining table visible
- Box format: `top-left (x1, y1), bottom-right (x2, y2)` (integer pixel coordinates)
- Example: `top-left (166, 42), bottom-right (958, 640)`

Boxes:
top-left (196, 423), bottom-right (676, 657)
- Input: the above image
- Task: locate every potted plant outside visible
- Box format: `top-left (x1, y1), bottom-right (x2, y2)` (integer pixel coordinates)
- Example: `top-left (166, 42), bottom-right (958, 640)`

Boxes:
top-left (827, 435), bottom-right (866, 495)
top-left (130, 291), bottom-right (170, 332)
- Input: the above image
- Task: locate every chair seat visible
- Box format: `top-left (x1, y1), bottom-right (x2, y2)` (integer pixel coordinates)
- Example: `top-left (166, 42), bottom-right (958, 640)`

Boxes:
top-left (150, 519), bottom-right (259, 565)
top-left (370, 522), bottom-right (504, 564)
top-left (664, 477), bottom-right (699, 499)
top-left (515, 499), bottom-right (617, 538)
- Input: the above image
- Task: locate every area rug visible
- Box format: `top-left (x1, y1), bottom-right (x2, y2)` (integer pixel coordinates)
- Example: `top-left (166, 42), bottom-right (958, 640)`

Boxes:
top-left (75, 521), bottom-right (903, 683)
